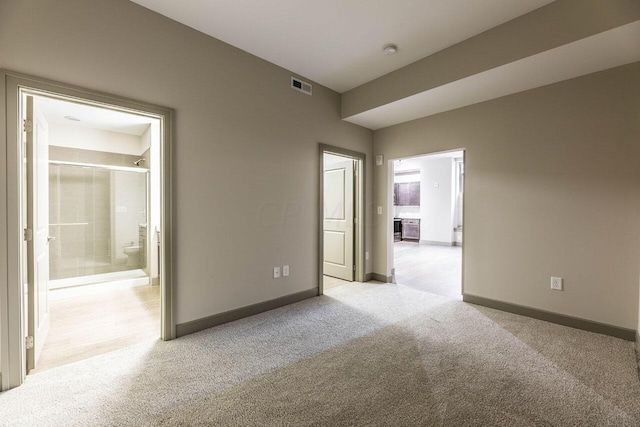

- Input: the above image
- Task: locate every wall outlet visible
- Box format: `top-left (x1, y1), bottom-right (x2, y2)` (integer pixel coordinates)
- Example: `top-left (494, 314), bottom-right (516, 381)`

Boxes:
top-left (365, 251), bottom-right (369, 260)
top-left (377, 206), bottom-right (382, 215)
top-left (283, 265), bottom-right (289, 277)
top-left (273, 267), bottom-right (280, 279)
top-left (551, 276), bottom-right (563, 291)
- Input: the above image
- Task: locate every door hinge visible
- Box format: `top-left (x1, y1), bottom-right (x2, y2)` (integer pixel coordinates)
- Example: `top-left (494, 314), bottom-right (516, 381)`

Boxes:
top-left (25, 336), bottom-right (34, 350)
top-left (353, 265), bottom-right (356, 271)
top-left (24, 228), bottom-right (33, 241)
top-left (23, 119), bottom-right (33, 133)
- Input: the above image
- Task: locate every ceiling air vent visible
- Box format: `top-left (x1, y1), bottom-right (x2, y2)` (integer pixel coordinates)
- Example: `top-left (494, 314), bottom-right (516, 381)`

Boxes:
top-left (291, 77), bottom-right (312, 95)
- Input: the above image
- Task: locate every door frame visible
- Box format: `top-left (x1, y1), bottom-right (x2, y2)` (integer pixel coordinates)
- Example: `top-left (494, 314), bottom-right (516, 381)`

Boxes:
top-left (386, 149), bottom-right (466, 294)
top-left (0, 70), bottom-right (175, 390)
top-left (318, 144), bottom-right (365, 293)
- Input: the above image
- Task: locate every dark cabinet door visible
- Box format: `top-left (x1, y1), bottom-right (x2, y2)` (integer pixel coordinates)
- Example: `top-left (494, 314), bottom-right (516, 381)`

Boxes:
top-left (408, 182), bottom-right (420, 205)
top-left (394, 182), bottom-right (420, 206)
top-left (401, 219), bottom-right (420, 240)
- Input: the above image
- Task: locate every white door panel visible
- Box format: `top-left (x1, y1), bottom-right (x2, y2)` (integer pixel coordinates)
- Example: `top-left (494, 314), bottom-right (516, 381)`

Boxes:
top-left (26, 95), bottom-right (50, 372)
top-left (324, 169), bottom-right (345, 220)
top-left (323, 158), bottom-right (354, 281)
top-left (324, 231), bottom-right (346, 265)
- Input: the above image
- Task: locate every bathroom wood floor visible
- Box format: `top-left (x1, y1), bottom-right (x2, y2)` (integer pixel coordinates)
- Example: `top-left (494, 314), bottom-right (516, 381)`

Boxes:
top-left (32, 283), bottom-right (160, 374)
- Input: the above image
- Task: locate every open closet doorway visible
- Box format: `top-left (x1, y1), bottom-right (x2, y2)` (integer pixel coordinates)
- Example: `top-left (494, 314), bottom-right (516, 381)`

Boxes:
top-left (1, 71), bottom-right (173, 390)
top-left (390, 150), bottom-right (464, 299)
top-left (319, 145), bottom-right (365, 292)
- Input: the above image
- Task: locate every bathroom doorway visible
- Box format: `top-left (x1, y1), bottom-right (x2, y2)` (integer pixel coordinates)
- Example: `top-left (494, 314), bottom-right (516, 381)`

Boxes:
top-left (27, 94), bottom-right (160, 373)
top-left (1, 71), bottom-right (174, 389)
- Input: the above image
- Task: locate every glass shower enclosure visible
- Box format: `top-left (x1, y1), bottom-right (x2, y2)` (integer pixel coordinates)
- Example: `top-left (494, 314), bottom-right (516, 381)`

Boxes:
top-left (48, 161), bottom-right (148, 287)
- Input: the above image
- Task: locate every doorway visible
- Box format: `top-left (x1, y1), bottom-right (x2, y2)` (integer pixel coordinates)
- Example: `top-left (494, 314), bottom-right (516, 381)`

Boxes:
top-left (1, 71), bottom-right (174, 390)
top-left (26, 94), bottom-right (161, 373)
top-left (319, 145), bottom-right (365, 293)
top-left (389, 150), bottom-right (464, 299)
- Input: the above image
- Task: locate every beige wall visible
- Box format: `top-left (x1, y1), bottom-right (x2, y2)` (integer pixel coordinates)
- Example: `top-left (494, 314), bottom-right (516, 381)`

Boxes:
top-left (0, 0), bottom-right (373, 325)
top-left (373, 63), bottom-right (640, 329)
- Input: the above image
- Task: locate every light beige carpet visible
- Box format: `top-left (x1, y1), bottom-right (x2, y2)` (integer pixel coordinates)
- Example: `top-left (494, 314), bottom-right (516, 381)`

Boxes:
top-left (1, 282), bottom-right (639, 426)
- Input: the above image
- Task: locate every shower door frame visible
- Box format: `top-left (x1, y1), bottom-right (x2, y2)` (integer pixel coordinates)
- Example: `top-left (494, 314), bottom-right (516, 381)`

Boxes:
top-left (0, 70), bottom-right (175, 390)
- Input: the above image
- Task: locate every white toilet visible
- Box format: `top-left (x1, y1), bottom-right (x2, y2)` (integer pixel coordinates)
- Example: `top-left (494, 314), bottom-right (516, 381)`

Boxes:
top-left (123, 245), bottom-right (140, 267)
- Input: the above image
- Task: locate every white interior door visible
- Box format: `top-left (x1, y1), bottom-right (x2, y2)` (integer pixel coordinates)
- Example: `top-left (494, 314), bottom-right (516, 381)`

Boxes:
top-left (323, 158), bottom-right (354, 281)
top-left (25, 95), bottom-right (50, 372)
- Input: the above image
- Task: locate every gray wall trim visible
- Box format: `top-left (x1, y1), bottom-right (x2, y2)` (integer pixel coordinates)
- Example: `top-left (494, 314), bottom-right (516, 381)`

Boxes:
top-left (175, 288), bottom-right (319, 338)
top-left (370, 273), bottom-right (390, 283)
top-left (364, 273), bottom-right (374, 282)
top-left (463, 294), bottom-right (636, 341)
top-left (320, 144), bottom-right (367, 161)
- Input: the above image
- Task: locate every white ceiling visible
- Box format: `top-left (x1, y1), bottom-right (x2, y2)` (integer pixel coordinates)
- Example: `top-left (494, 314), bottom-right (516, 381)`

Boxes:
top-left (37, 96), bottom-right (154, 136)
top-left (129, 0), bottom-right (555, 93)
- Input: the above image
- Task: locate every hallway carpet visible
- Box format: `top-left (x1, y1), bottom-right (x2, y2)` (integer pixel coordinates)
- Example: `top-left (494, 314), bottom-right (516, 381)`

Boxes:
top-left (1, 282), bottom-right (639, 426)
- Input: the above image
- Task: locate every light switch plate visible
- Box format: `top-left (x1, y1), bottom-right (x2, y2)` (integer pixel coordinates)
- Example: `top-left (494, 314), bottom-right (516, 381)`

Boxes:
top-left (273, 267), bottom-right (280, 279)
top-left (283, 265), bottom-right (289, 277)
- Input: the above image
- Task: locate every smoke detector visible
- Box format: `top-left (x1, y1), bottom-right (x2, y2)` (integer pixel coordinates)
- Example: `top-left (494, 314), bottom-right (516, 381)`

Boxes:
top-left (383, 44), bottom-right (398, 55)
